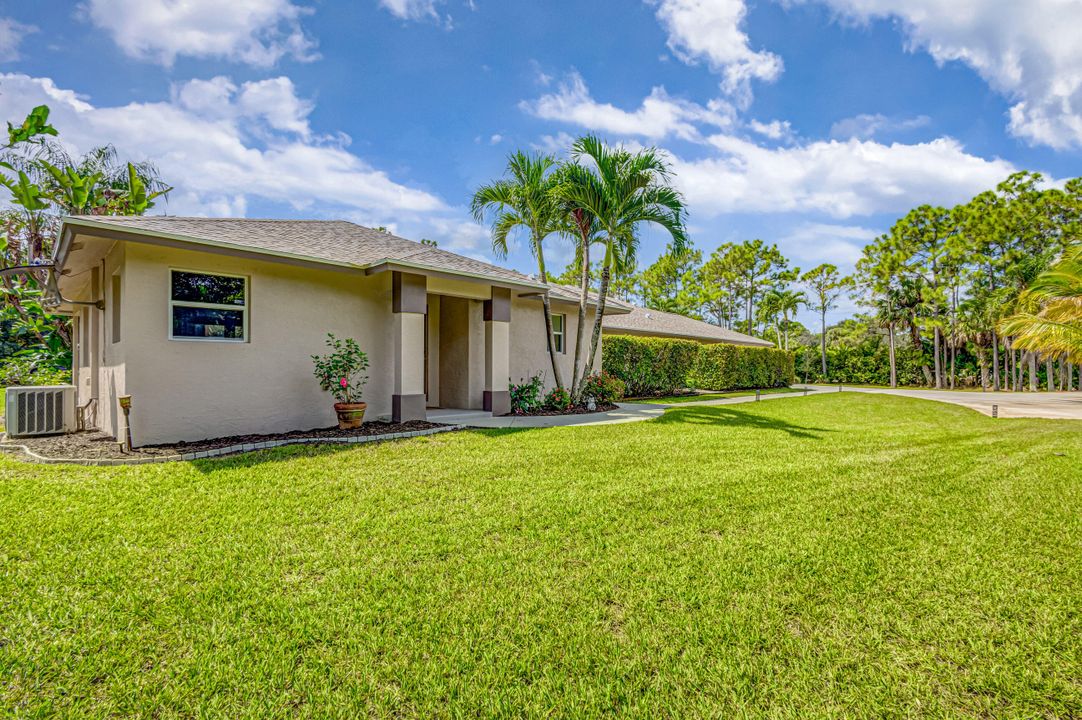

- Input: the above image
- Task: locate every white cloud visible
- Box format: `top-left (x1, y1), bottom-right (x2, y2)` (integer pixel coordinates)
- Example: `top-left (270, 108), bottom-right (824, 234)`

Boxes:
top-left (80, 0), bottom-right (317, 67)
top-left (778, 222), bottom-right (879, 269)
top-left (648, 0), bottom-right (783, 106)
top-left (521, 71), bottom-right (735, 141)
top-left (675, 133), bottom-right (1017, 218)
top-left (829, 113), bottom-right (931, 140)
top-left (0, 72), bottom-right (446, 222)
top-left (0, 17), bottom-right (36, 62)
top-left (794, 0), bottom-right (1082, 149)
top-left (379, 0), bottom-right (442, 22)
top-left (645, 0), bottom-right (1082, 148)
top-left (520, 70), bottom-right (1018, 219)
top-left (171, 76), bottom-right (314, 138)
top-left (748, 118), bottom-right (794, 142)
top-left (531, 132), bottom-right (577, 155)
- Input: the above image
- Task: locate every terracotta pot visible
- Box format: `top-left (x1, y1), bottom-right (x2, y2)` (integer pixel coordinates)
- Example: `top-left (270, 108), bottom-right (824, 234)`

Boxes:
top-left (333, 402), bottom-right (367, 430)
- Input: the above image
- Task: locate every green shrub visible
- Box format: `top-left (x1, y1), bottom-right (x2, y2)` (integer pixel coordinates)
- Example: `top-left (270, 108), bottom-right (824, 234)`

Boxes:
top-left (0, 357), bottom-right (71, 387)
top-left (311, 334), bottom-right (369, 403)
top-left (510, 373), bottom-right (544, 414)
top-left (601, 334), bottom-right (795, 395)
top-left (793, 343), bottom-right (929, 386)
top-left (580, 371), bottom-right (625, 404)
top-left (543, 386), bottom-right (573, 412)
top-left (688, 344), bottom-right (796, 390)
top-left (601, 335), bottom-right (700, 396)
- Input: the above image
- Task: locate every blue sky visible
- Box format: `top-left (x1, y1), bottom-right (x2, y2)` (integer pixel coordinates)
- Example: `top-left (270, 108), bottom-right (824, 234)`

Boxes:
top-left (2, 0), bottom-right (1080, 324)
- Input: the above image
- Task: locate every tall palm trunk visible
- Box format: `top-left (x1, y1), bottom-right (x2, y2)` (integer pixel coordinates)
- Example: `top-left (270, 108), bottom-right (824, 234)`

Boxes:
top-left (978, 347), bottom-right (988, 391)
top-left (533, 250), bottom-right (564, 391)
top-left (887, 321), bottom-right (897, 388)
top-left (569, 218), bottom-right (591, 399)
top-left (991, 331), bottom-right (1000, 390)
top-left (540, 294), bottom-right (563, 390)
top-left (949, 287), bottom-right (957, 389)
top-left (819, 308), bottom-right (828, 377)
top-left (949, 339), bottom-right (956, 389)
top-left (1068, 362), bottom-right (1075, 391)
top-left (579, 256), bottom-right (612, 391)
top-left (1028, 351), bottom-right (1037, 392)
top-left (933, 326), bottom-right (943, 389)
top-left (1045, 356), bottom-right (1054, 392)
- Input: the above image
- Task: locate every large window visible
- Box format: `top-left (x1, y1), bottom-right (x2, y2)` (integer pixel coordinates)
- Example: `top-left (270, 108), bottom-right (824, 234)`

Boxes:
top-left (169, 270), bottom-right (248, 342)
top-left (552, 313), bottom-right (566, 353)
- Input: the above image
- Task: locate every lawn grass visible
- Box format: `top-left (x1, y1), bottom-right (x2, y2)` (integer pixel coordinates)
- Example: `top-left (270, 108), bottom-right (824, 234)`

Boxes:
top-left (635, 386), bottom-right (803, 404)
top-left (1, 394), bottom-right (1079, 717)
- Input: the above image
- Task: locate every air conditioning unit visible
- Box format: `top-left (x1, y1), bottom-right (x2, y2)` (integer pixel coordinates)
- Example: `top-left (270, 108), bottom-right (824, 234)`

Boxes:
top-left (5, 385), bottom-right (76, 438)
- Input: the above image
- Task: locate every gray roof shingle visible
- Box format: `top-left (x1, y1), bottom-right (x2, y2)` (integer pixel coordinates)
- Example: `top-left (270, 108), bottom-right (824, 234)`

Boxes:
top-left (63, 216), bottom-right (542, 287)
top-left (603, 305), bottom-right (773, 346)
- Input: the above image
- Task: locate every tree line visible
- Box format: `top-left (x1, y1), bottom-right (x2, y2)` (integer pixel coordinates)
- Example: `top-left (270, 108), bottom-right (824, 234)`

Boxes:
top-left (0, 105), bottom-right (170, 372)
top-left (535, 167), bottom-right (1081, 391)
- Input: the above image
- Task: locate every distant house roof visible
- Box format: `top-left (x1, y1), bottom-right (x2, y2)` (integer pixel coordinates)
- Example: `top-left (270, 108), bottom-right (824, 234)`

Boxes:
top-left (56, 216), bottom-right (545, 290)
top-left (602, 305), bottom-right (773, 346)
top-left (536, 283), bottom-right (633, 314)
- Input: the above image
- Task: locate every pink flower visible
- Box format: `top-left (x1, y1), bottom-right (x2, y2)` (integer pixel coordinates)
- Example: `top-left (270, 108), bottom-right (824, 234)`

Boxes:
top-left (340, 377), bottom-right (348, 388)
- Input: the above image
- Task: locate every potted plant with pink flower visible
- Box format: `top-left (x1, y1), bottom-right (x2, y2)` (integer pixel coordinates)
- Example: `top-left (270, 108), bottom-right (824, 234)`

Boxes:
top-left (312, 333), bottom-right (370, 429)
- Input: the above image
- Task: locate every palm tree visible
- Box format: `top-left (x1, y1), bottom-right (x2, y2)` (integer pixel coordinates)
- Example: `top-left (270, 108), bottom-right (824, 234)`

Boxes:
top-left (471, 151), bottom-right (569, 389)
top-left (557, 137), bottom-right (688, 396)
top-left (758, 291), bottom-right (784, 348)
top-left (1000, 243), bottom-right (1082, 362)
top-left (872, 287), bottom-right (906, 388)
top-left (552, 163), bottom-right (604, 399)
top-left (774, 288), bottom-right (804, 351)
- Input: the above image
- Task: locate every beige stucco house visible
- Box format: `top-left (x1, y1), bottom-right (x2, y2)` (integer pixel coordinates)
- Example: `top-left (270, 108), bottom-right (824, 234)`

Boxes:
top-left (52, 216), bottom-right (621, 446)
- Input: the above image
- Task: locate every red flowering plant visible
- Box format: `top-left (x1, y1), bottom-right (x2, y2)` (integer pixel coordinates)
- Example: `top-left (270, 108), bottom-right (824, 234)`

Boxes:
top-left (312, 334), bottom-right (370, 403)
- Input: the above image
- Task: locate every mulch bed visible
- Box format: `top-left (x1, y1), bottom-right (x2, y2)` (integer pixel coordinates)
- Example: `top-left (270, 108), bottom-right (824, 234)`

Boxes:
top-left (511, 403), bottom-right (618, 417)
top-left (3, 420), bottom-right (446, 460)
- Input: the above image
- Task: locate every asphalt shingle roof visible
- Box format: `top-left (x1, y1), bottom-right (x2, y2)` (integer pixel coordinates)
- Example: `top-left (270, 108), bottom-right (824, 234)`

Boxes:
top-left (64, 216), bottom-right (541, 287)
top-left (602, 305), bottom-right (773, 346)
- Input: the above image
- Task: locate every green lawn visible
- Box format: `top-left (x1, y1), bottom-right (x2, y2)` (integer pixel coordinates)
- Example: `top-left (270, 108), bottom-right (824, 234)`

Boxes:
top-left (1, 395), bottom-right (1080, 717)
top-left (635, 386), bottom-right (803, 404)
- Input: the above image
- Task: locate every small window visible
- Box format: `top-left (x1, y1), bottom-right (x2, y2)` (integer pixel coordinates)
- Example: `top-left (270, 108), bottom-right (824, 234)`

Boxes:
top-left (111, 274), bottom-right (121, 343)
top-left (169, 270), bottom-right (248, 342)
top-left (552, 313), bottom-right (566, 353)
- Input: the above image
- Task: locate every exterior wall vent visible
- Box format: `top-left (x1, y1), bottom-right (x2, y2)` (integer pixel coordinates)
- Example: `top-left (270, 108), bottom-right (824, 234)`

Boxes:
top-left (5, 385), bottom-right (76, 437)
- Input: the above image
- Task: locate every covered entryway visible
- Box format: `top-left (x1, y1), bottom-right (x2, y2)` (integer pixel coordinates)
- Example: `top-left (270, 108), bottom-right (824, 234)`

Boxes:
top-left (420, 281), bottom-right (511, 416)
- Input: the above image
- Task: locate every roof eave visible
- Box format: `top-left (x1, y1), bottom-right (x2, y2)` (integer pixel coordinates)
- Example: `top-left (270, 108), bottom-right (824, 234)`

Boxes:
top-left (365, 258), bottom-right (547, 291)
top-left (57, 218), bottom-right (548, 290)
top-left (58, 217), bottom-right (361, 272)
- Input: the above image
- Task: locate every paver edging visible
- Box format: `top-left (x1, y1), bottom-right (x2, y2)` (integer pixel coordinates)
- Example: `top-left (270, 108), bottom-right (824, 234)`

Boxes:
top-left (0, 425), bottom-right (464, 466)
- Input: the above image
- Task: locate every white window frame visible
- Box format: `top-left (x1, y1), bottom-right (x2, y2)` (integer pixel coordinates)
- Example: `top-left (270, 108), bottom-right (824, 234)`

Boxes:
top-left (168, 268), bottom-right (249, 343)
top-left (552, 313), bottom-right (566, 353)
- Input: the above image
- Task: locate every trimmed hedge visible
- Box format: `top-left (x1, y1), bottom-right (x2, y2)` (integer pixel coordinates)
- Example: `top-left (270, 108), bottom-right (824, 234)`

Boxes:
top-left (602, 334), bottom-right (795, 396)
top-left (600, 335), bottom-right (701, 397)
top-left (688, 343), bottom-right (795, 391)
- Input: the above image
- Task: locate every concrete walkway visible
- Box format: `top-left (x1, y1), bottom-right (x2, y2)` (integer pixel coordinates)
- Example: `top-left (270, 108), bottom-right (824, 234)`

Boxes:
top-left (425, 403), bottom-right (665, 429)
top-left (426, 387), bottom-right (831, 429)
top-left (821, 385), bottom-right (1082, 420)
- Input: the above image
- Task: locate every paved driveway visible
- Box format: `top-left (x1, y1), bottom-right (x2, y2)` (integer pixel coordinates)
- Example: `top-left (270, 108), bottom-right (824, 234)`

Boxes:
top-left (826, 386), bottom-right (1082, 420)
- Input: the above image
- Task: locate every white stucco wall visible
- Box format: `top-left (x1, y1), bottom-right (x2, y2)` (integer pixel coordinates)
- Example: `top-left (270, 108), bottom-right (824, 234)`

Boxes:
top-left (117, 243), bottom-right (394, 445)
top-left (510, 296), bottom-right (601, 392)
